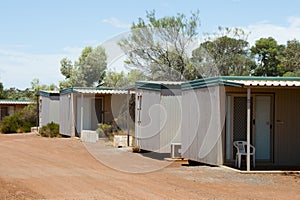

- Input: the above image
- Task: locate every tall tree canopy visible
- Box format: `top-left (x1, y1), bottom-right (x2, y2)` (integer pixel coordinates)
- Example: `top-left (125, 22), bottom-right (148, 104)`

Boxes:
top-left (250, 37), bottom-right (285, 76)
top-left (191, 27), bottom-right (254, 77)
top-left (103, 69), bottom-right (148, 88)
top-left (282, 39), bottom-right (300, 72)
top-left (103, 71), bottom-right (127, 88)
top-left (0, 83), bottom-right (6, 99)
top-left (60, 46), bottom-right (107, 89)
top-left (119, 10), bottom-right (200, 81)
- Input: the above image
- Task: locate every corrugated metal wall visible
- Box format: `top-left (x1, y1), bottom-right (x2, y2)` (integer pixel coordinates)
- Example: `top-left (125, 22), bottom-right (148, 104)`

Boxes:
top-left (274, 89), bottom-right (300, 166)
top-left (40, 96), bottom-right (49, 127)
top-left (136, 90), bottom-right (161, 152)
top-left (136, 89), bottom-right (182, 153)
top-left (182, 86), bottom-right (224, 165)
top-left (76, 95), bottom-right (92, 133)
top-left (59, 94), bottom-right (74, 136)
top-left (159, 95), bottom-right (182, 153)
top-left (40, 96), bottom-right (60, 127)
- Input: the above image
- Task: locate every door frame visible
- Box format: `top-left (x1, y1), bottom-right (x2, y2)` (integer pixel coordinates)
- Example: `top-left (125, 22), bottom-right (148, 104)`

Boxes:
top-left (252, 94), bottom-right (274, 163)
top-left (91, 96), bottom-right (104, 125)
top-left (225, 93), bottom-right (274, 163)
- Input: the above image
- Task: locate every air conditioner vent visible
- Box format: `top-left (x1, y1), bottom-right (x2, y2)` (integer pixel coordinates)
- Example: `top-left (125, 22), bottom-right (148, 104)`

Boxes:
top-left (171, 143), bottom-right (182, 158)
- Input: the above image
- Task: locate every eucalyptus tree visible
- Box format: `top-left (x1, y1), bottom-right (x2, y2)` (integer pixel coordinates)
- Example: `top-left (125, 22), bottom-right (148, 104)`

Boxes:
top-left (119, 10), bottom-right (200, 81)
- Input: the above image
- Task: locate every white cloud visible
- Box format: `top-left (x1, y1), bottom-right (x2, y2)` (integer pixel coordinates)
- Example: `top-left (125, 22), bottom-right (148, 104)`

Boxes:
top-left (102, 17), bottom-right (131, 29)
top-left (0, 47), bottom-right (81, 89)
top-left (62, 46), bottom-right (82, 55)
top-left (288, 16), bottom-right (300, 28)
top-left (245, 17), bottom-right (300, 45)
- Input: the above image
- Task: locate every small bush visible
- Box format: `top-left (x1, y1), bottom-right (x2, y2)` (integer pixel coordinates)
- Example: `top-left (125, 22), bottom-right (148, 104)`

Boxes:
top-left (96, 123), bottom-right (113, 139)
top-left (0, 114), bottom-right (20, 133)
top-left (132, 146), bottom-right (140, 153)
top-left (39, 122), bottom-right (60, 138)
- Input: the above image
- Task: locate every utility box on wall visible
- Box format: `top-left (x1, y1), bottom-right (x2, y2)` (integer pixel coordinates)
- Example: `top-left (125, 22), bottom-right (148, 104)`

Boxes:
top-left (171, 143), bottom-right (182, 158)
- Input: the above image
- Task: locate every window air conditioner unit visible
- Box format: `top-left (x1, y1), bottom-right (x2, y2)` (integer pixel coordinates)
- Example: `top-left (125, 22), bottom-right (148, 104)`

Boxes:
top-left (171, 143), bottom-right (182, 158)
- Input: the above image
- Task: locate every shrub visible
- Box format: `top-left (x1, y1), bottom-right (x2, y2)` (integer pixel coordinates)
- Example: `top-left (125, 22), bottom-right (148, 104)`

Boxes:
top-left (96, 123), bottom-right (113, 139)
top-left (0, 114), bottom-right (20, 133)
top-left (132, 146), bottom-right (140, 153)
top-left (96, 121), bottom-right (127, 141)
top-left (39, 122), bottom-right (60, 138)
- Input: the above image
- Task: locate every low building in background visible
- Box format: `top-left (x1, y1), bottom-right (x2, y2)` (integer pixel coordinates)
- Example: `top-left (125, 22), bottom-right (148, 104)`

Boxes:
top-left (0, 99), bottom-right (33, 121)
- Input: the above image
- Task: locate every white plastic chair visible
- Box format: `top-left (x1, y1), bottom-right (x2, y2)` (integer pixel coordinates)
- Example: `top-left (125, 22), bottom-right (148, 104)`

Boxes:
top-left (233, 141), bottom-right (255, 169)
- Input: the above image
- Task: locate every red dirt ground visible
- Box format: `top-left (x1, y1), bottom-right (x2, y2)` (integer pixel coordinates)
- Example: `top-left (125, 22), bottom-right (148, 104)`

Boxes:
top-left (0, 133), bottom-right (299, 200)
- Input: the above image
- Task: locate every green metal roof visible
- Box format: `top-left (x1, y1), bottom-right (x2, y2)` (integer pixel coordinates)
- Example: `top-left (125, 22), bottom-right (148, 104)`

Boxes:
top-left (135, 81), bottom-right (182, 91)
top-left (37, 90), bottom-right (60, 97)
top-left (182, 76), bottom-right (243, 90)
top-left (182, 76), bottom-right (300, 91)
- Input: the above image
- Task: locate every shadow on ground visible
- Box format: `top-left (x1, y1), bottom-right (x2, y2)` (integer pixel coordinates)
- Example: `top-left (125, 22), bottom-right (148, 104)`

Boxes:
top-left (138, 150), bottom-right (170, 161)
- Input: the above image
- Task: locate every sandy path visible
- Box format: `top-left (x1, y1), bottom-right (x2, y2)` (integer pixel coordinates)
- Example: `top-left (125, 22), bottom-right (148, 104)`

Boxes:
top-left (0, 134), bottom-right (299, 199)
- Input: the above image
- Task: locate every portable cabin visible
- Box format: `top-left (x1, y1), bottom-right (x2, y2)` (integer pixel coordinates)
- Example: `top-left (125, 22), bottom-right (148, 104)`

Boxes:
top-left (59, 87), bottom-right (133, 137)
top-left (0, 99), bottom-right (33, 121)
top-left (37, 90), bottom-right (60, 127)
top-left (135, 81), bottom-right (182, 153)
top-left (181, 76), bottom-right (300, 170)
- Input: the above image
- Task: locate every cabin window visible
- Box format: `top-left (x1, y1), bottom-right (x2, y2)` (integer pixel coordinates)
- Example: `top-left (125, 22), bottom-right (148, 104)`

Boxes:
top-left (0, 107), bottom-right (9, 120)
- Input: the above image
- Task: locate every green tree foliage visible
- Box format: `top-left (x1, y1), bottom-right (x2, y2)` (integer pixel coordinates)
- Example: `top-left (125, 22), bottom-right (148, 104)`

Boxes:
top-left (60, 57), bottom-right (73, 79)
top-left (283, 70), bottom-right (300, 77)
top-left (191, 27), bottom-right (254, 76)
top-left (119, 10), bottom-right (200, 81)
top-left (3, 87), bottom-right (33, 100)
top-left (79, 46), bottom-right (107, 86)
top-left (0, 78), bottom-right (55, 102)
top-left (126, 69), bottom-right (148, 84)
top-left (250, 37), bottom-right (285, 76)
top-left (59, 46), bottom-right (107, 89)
top-left (31, 78), bottom-right (58, 93)
top-left (0, 83), bottom-right (7, 99)
top-left (282, 39), bottom-right (300, 76)
top-left (103, 71), bottom-right (127, 88)
top-left (77, 46), bottom-right (93, 66)
top-left (0, 79), bottom-right (57, 101)
top-left (103, 69), bottom-right (148, 88)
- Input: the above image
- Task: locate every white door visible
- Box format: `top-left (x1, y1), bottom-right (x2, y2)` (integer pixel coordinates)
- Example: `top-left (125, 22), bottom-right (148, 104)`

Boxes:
top-left (255, 96), bottom-right (271, 160)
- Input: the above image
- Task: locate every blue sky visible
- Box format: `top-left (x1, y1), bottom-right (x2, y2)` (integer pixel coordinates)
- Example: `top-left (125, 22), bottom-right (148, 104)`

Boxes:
top-left (1, 0), bottom-right (300, 89)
